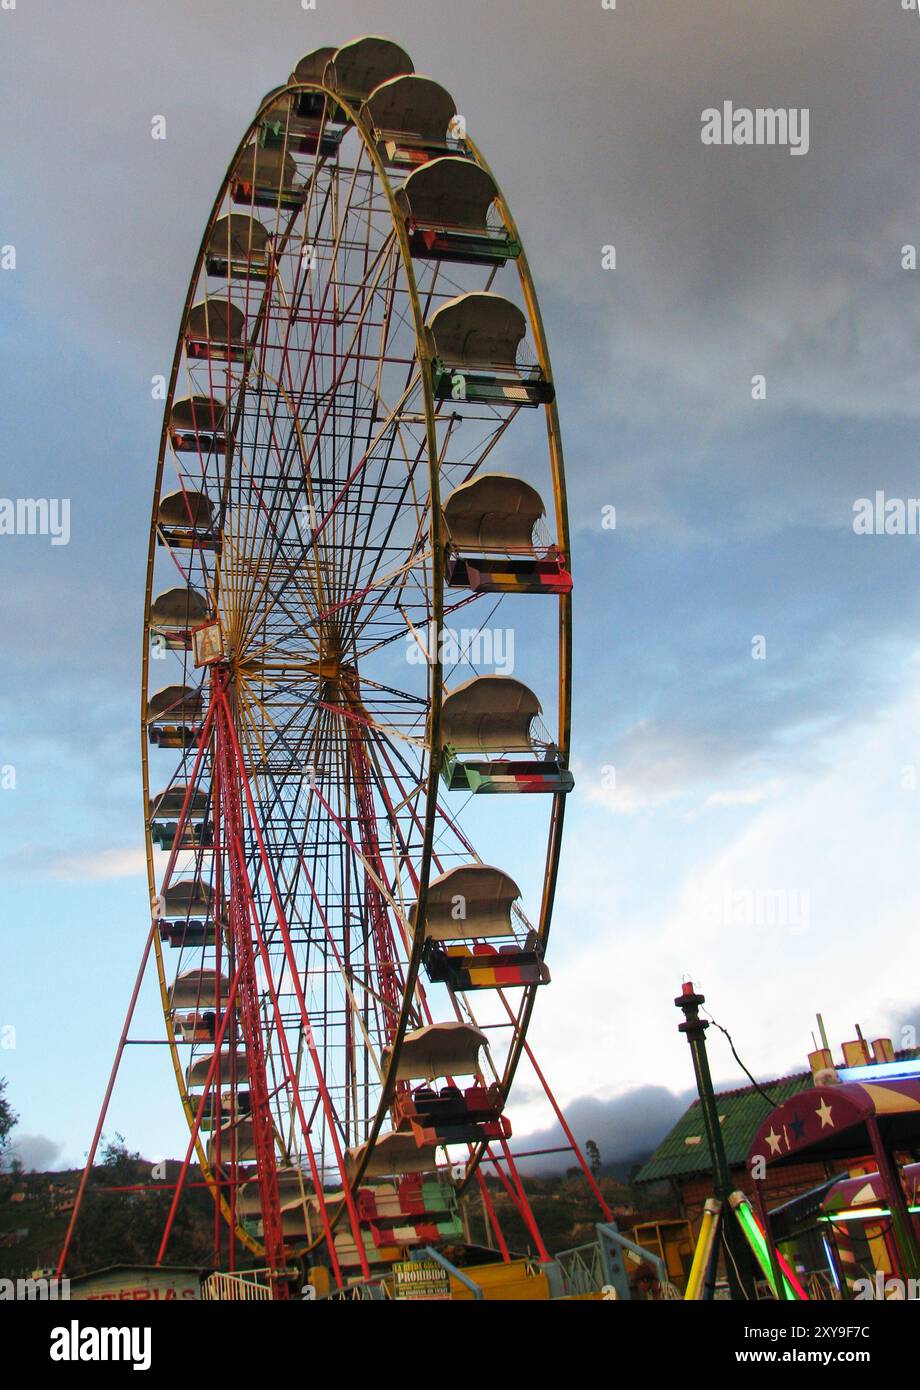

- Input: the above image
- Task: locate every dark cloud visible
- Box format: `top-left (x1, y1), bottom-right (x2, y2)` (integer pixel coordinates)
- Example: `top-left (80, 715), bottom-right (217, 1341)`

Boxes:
top-left (572, 512), bottom-right (920, 802)
top-left (5, 2), bottom-right (919, 432)
top-left (6, 1132), bottom-right (66, 1173)
top-left (515, 1085), bottom-right (693, 1176)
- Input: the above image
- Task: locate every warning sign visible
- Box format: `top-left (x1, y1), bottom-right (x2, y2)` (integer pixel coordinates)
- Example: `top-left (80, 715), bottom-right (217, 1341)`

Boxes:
top-left (392, 1260), bottom-right (452, 1300)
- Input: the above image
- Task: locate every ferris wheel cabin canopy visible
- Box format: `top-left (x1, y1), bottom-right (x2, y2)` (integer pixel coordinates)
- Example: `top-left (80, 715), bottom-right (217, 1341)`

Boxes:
top-left (238, 1169), bottom-right (313, 1219)
top-left (296, 1189), bottom-right (348, 1222)
top-left (186, 1051), bottom-right (250, 1088)
top-left (383, 1021), bottom-right (488, 1082)
top-left (289, 47), bottom-right (337, 85)
top-left (346, 1131), bottom-right (440, 1182)
top-left (232, 143), bottom-right (302, 194)
top-left (207, 1121), bottom-right (257, 1166)
top-left (208, 213), bottom-right (272, 253)
top-left (426, 292), bottom-right (526, 370)
top-left (237, 1179), bottom-right (281, 1220)
top-left (161, 877), bottom-right (213, 916)
top-left (410, 863), bottom-right (521, 940)
top-left (365, 74), bottom-right (456, 144)
top-left (149, 784), bottom-right (210, 818)
top-left (149, 587), bottom-right (209, 629)
top-left (186, 299), bottom-right (247, 349)
top-left (441, 676), bottom-right (542, 754)
top-left (324, 36), bottom-right (414, 101)
top-left (444, 473), bottom-right (546, 552)
top-left (157, 490), bottom-right (215, 530)
top-left (206, 214), bottom-right (273, 277)
top-left (146, 684), bottom-right (203, 723)
top-left (396, 157), bottom-right (498, 231)
top-left (169, 395), bottom-right (226, 434)
top-left (168, 968), bottom-right (230, 1010)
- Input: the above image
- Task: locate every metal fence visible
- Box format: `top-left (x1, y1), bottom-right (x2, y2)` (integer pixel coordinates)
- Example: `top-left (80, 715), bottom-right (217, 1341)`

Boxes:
top-left (201, 1270), bottom-right (274, 1301)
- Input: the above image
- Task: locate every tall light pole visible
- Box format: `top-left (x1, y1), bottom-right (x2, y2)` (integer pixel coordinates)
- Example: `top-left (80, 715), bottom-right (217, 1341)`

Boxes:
top-left (676, 981), bottom-right (758, 1300)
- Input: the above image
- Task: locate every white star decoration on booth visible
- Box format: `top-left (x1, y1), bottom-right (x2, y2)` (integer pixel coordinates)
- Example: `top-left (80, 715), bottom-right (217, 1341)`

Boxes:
top-left (816, 1098), bottom-right (834, 1129)
top-left (765, 1127), bottom-right (783, 1154)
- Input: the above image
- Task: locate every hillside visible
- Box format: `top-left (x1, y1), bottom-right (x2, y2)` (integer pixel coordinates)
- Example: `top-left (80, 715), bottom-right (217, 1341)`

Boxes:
top-left (1, 1148), bottom-right (669, 1278)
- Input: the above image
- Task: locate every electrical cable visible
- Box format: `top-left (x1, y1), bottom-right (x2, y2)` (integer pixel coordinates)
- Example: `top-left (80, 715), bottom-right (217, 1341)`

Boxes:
top-left (702, 1007), bottom-right (779, 1108)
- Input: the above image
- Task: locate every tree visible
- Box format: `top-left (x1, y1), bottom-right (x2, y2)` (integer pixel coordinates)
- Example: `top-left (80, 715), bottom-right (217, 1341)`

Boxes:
top-left (0, 1078), bottom-right (18, 1164)
top-left (585, 1139), bottom-right (602, 1178)
top-left (98, 1134), bottom-right (141, 1186)
top-left (66, 1134), bottom-right (215, 1276)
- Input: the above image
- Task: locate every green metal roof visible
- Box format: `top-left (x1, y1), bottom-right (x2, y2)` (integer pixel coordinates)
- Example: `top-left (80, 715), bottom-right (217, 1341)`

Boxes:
top-left (634, 1072), bottom-right (815, 1185)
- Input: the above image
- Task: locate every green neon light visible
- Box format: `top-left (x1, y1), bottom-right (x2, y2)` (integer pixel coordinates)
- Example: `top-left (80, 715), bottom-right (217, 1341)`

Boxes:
top-left (819, 1204), bottom-right (920, 1224)
top-left (735, 1201), bottom-right (779, 1293)
top-left (734, 1199), bottom-right (805, 1300)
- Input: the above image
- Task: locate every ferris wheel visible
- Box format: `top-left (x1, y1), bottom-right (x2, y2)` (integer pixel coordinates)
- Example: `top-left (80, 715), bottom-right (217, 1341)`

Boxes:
top-left (140, 35), bottom-right (575, 1294)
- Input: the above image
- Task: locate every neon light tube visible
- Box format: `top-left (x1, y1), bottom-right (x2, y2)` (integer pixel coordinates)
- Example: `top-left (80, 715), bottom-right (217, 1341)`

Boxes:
top-left (730, 1193), bottom-right (808, 1300)
top-left (685, 1198), bottom-right (721, 1301)
top-left (819, 1204), bottom-right (920, 1223)
top-left (837, 1060), bottom-right (920, 1083)
top-left (822, 1235), bottom-right (841, 1293)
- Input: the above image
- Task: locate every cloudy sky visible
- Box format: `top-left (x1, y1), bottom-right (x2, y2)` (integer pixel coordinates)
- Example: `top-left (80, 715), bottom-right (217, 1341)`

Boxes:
top-left (1, 0), bottom-right (919, 1174)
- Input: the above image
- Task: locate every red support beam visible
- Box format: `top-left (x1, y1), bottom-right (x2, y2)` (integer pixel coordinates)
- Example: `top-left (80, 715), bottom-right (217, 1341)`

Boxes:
top-left (57, 699), bottom-right (219, 1278)
top-left (216, 684), bottom-right (371, 1279)
top-left (213, 676), bottom-right (288, 1296)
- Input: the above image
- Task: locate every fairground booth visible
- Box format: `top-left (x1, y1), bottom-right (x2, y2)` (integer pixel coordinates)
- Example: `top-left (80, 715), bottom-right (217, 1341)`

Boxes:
top-left (749, 1044), bottom-right (920, 1299)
